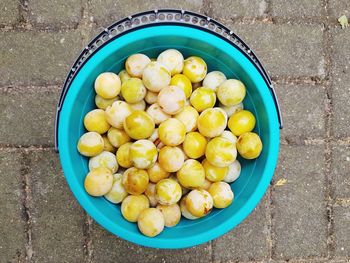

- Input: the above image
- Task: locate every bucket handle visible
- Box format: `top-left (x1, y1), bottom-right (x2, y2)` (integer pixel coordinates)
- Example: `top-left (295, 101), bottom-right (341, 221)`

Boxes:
top-left (54, 9), bottom-right (283, 152)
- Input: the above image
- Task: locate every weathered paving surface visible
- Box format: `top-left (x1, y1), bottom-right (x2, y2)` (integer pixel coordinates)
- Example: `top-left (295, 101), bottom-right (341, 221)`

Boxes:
top-left (0, 0), bottom-right (349, 262)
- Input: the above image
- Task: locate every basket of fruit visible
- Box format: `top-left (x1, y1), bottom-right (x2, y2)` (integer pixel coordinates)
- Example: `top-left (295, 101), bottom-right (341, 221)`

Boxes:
top-left (55, 10), bottom-right (282, 248)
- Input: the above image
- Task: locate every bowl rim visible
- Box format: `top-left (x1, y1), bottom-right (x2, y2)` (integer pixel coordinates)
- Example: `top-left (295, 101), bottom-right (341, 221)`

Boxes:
top-left (57, 10), bottom-right (281, 249)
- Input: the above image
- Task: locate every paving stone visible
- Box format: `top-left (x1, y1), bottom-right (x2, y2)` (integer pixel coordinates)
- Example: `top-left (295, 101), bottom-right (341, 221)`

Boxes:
top-left (270, 0), bottom-right (323, 18)
top-left (0, 150), bottom-right (26, 262)
top-left (0, 88), bottom-right (60, 146)
top-left (211, 0), bottom-right (267, 19)
top-left (331, 145), bottom-right (350, 198)
top-left (2, 0), bottom-right (350, 261)
top-left (27, 149), bottom-right (85, 262)
top-left (230, 23), bottom-right (325, 78)
top-left (28, 0), bottom-right (82, 27)
top-left (331, 29), bottom-right (350, 138)
top-left (275, 83), bottom-right (325, 141)
top-left (0, 31), bottom-right (83, 86)
top-left (334, 206), bottom-right (350, 257)
top-left (272, 145), bottom-right (327, 259)
top-left (212, 196), bottom-right (269, 262)
top-left (91, 222), bottom-right (211, 263)
top-left (329, 0), bottom-right (350, 20)
top-left (0, 0), bottom-right (19, 25)
top-left (89, 0), bottom-right (203, 26)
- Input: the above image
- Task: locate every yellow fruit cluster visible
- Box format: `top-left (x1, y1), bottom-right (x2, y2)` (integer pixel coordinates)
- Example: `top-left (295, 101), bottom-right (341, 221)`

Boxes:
top-left (77, 49), bottom-right (263, 238)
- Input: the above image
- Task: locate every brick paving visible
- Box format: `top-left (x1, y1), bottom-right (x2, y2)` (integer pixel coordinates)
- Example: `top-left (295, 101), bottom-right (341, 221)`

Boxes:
top-left (91, 222), bottom-right (211, 263)
top-left (0, 0), bottom-right (350, 262)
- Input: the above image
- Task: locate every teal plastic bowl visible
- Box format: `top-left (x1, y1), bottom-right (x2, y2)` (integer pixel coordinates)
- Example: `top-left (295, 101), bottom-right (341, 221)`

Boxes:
top-left (55, 10), bottom-right (282, 249)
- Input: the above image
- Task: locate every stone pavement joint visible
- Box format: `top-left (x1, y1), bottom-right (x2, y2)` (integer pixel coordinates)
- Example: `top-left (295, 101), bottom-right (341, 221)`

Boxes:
top-left (20, 150), bottom-right (34, 261)
top-left (25, 22), bottom-right (80, 32)
top-left (272, 76), bottom-right (329, 85)
top-left (209, 240), bottom-right (214, 263)
top-left (269, 15), bottom-right (329, 26)
top-left (285, 138), bottom-right (326, 146)
top-left (19, 0), bottom-right (29, 24)
top-left (83, 213), bottom-right (94, 263)
top-left (0, 145), bottom-right (55, 150)
top-left (265, 187), bottom-right (273, 260)
top-left (0, 25), bottom-right (79, 32)
top-left (334, 198), bottom-right (350, 207)
top-left (280, 137), bottom-right (350, 147)
top-left (0, 85), bottom-right (62, 90)
top-left (221, 16), bottom-right (274, 25)
top-left (334, 138), bottom-right (350, 145)
top-left (323, 0), bottom-right (336, 258)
